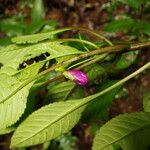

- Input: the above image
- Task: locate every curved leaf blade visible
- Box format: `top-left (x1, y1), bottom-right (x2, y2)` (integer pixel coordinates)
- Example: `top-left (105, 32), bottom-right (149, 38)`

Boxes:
top-left (11, 99), bottom-right (87, 147)
top-left (11, 28), bottom-right (71, 44)
top-left (92, 112), bottom-right (150, 150)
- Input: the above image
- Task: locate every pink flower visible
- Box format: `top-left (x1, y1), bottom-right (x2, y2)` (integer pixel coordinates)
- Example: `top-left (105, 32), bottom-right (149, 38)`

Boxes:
top-left (63, 70), bottom-right (89, 86)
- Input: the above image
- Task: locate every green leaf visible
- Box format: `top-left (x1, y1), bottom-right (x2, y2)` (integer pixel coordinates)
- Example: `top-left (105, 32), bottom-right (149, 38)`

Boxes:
top-left (31, 0), bottom-right (45, 23)
top-left (143, 91), bottom-right (150, 112)
top-left (46, 81), bottom-right (75, 102)
top-left (10, 62), bottom-right (150, 147)
top-left (0, 55), bottom-right (44, 128)
top-left (0, 73), bottom-right (33, 128)
top-left (0, 41), bottom-right (81, 72)
top-left (0, 37), bottom-right (12, 47)
top-left (0, 41), bottom-right (81, 128)
top-left (0, 17), bottom-right (25, 36)
top-left (11, 28), bottom-right (71, 44)
top-left (119, 125), bottom-right (150, 150)
top-left (24, 20), bottom-right (46, 34)
top-left (92, 112), bottom-right (150, 150)
top-left (104, 19), bottom-right (136, 33)
top-left (0, 42), bottom-right (81, 118)
top-left (115, 51), bottom-right (139, 70)
top-left (85, 64), bottom-right (106, 82)
top-left (119, 0), bottom-right (142, 10)
top-left (11, 99), bottom-right (87, 147)
top-left (0, 127), bottom-right (15, 135)
top-left (41, 20), bottom-right (57, 33)
top-left (0, 44), bottom-right (23, 53)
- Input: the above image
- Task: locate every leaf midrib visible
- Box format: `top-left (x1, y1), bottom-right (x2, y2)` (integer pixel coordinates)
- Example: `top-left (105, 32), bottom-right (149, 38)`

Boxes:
top-left (13, 99), bottom-right (87, 146)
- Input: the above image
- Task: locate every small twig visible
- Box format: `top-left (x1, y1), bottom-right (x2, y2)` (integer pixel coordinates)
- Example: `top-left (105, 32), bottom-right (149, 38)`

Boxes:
top-left (131, 41), bottom-right (150, 50)
top-left (76, 53), bottom-right (108, 69)
top-left (33, 75), bottom-right (63, 88)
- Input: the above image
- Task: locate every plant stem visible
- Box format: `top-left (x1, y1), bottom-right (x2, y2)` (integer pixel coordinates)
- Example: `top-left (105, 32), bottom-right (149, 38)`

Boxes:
top-left (56, 38), bottom-right (98, 48)
top-left (70, 27), bottom-right (113, 46)
top-left (131, 41), bottom-right (150, 50)
top-left (34, 54), bottom-right (107, 88)
top-left (1, 42), bottom-right (150, 104)
top-left (81, 61), bottom-right (150, 105)
top-left (33, 75), bottom-right (63, 88)
top-left (76, 53), bottom-right (108, 69)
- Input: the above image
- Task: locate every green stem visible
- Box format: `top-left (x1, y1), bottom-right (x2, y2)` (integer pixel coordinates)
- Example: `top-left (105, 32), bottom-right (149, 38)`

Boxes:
top-left (78, 33), bottom-right (90, 51)
top-left (49, 62), bottom-right (150, 134)
top-left (76, 53), bottom-right (108, 69)
top-left (70, 27), bottom-right (113, 46)
top-left (68, 56), bottom-right (96, 70)
top-left (1, 43), bottom-right (149, 104)
top-left (33, 75), bottom-right (63, 88)
top-left (47, 27), bottom-right (112, 46)
top-left (31, 62), bottom-right (150, 135)
top-left (57, 38), bottom-right (98, 48)
top-left (33, 54), bottom-right (107, 88)
top-left (82, 61), bottom-right (150, 103)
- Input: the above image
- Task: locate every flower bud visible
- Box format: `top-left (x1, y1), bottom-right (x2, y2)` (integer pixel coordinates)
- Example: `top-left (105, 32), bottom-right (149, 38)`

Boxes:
top-left (63, 70), bottom-right (89, 86)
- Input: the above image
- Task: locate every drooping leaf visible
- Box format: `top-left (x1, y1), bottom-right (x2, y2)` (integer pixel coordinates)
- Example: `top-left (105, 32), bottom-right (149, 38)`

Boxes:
top-left (11, 28), bottom-right (71, 44)
top-left (92, 112), bottom-right (150, 150)
top-left (0, 41), bottom-right (81, 72)
top-left (0, 42), bottom-right (52, 71)
top-left (11, 99), bottom-right (87, 147)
